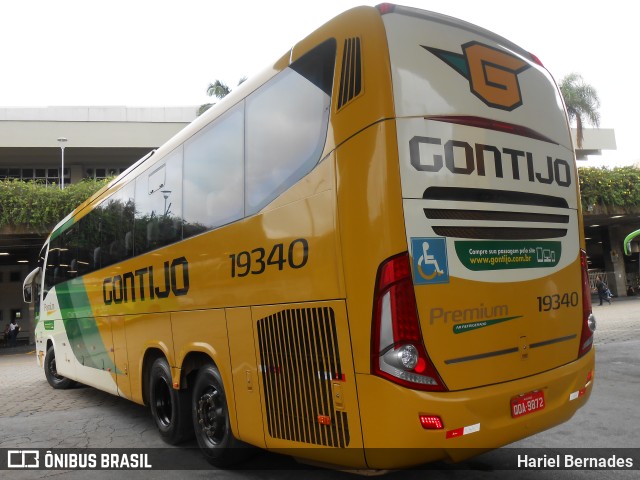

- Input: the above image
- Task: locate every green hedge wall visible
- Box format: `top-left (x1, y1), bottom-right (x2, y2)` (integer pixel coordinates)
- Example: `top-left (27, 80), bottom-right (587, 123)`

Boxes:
top-left (1, 167), bottom-right (639, 233)
top-left (0, 178), bottom-right (110, 233)
top-left (578, 166), bottom-right (640, 211)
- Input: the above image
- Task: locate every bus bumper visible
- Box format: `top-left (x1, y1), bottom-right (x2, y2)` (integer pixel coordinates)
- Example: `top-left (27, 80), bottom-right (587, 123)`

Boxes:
top-left (355, 348), bottom-right (595, 469)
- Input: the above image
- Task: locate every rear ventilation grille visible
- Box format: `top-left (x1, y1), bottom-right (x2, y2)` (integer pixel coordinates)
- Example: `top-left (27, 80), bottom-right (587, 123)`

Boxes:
top-left (423, 187), bottom-right (571, 240)
top-left (257, 307), bottom-right (349, 447)
top-left (432, 226), bottom-right (567, 240)
top-left (424, 208), bottom-right (569, 224)
top-left (338, 37), bottom-right (362, 109)
top-left (423, 187), bottom-right (568, 208)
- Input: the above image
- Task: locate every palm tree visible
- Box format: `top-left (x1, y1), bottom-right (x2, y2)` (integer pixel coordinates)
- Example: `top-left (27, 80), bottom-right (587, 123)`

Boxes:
top-left (206, 79), bottom-right (232, 99)
top-left (197, 77), bottom-right (247, 116)
top-left (559, 73), bottom-right (600, 149)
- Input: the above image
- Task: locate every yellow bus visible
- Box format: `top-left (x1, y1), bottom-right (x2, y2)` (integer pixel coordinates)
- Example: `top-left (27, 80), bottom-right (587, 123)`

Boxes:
top-left (23, 4), bottom-right (596, 470)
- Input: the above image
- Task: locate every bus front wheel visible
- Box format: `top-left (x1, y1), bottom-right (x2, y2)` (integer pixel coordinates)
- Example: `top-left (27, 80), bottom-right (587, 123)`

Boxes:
top-left (148, 357), bottom-right (193, 444)
top-left (192, 363), bottom-right (252, 466)
top-left (44, 345), bottom-right (76, 389)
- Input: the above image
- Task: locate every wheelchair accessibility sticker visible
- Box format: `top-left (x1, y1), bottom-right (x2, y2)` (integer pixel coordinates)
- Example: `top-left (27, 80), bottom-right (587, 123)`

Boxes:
top-left (411, 237), bottom-right (450, 285)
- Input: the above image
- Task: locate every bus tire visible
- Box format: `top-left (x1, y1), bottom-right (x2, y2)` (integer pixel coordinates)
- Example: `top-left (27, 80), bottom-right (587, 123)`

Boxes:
top-left (192, 363), bottom-right (252, 467)
top-left (149, 357), bottom-right (193, 445)
top-left (44, 345), bottom-right (76, 389)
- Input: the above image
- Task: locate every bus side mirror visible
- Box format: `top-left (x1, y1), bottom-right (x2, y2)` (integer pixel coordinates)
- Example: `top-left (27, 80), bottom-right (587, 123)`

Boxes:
top-left (23, 284), bottom-right (33, 304)
top-left (23, 267), bottom-right (41, 304)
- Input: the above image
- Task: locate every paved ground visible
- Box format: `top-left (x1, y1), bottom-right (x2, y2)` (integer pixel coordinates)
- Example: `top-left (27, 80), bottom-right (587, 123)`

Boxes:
top-left (589, 294), bottom-right (640, 345)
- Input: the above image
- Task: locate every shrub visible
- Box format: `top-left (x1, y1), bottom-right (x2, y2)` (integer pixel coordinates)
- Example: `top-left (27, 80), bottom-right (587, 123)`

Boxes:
top-left (0, 178), bottom-right (110, 233)
top-left (578, 166), bottom-right (640, 211)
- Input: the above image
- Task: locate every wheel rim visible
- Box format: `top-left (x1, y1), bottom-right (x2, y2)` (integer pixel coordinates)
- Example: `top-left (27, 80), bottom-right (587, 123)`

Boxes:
top-left (153, 377), bottom-right (173, 427)
top-left (196, 387), bottom-right (226, 446)
top-left (48, 354), bottom-right (63, 380)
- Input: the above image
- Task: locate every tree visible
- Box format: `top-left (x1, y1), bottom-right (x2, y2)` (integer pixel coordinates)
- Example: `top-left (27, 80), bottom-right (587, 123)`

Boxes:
top-left (559, 73), bottom-right (600, 149)
top-left (206, 79), bottom-right (232, 99)
top-left (197, 77), bottom-right (247, 116)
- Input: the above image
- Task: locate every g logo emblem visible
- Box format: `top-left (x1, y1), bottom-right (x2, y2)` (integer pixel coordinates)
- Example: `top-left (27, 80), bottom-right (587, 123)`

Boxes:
top-left (424, 41), bottom-right (530, 111)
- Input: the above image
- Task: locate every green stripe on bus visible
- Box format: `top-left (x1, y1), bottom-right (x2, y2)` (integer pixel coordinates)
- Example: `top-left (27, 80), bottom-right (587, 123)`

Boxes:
top-left (50, 217), bottom-right (76, 241)
top-left (56, 280), bottom-right (120, 374)
top-left (453, 316), bottom-right (521, 334)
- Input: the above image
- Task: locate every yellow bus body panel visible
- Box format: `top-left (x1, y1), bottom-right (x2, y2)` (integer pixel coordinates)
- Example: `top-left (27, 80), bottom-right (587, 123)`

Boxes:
top-left (227, 307), bottom-right (266, 449)
top-left (419, 259), bottom-right (585, 391)
top-left (357, 349), bottom-right (594, 469)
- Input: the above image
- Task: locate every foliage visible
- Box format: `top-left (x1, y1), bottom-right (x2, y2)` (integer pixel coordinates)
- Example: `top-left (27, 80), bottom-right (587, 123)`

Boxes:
top-left (0, 178), bottom-right (111, 233)
top-left (578, 166), bottom-right (640, 211)
top-left (197, 77), bottom-right (247, 116)
top-left (559, 73), bottom-right (600, 149)
top-left (197, 103), bottom-right (214, 116)
top-left (206, 79), bottom-right (232, 99)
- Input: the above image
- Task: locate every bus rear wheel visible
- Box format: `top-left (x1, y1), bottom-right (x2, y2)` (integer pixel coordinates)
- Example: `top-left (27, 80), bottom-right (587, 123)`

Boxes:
top-left (192, 363), bottom-right (252, 467)
top-left (44, 345), bottom-right (76, 389)
top-left (148, 357), bottom-right (193, 445)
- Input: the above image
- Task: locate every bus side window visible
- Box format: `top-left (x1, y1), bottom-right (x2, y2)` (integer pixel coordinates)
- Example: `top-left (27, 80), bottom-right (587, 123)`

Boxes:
top-left (245, 39), bottom-right (335, 215)
top-left (134, 148), bottom-right (183, 255)
top-left (61, 229), bottom-right (78, 280)
top-left (99, 182), bottom-right (135, 266)
top-left (183, 103), bottom-right (244, 238)
top-left (80, 208), bottom-right (103, 271)
top-left (43, 242), bottom-right (58, 291)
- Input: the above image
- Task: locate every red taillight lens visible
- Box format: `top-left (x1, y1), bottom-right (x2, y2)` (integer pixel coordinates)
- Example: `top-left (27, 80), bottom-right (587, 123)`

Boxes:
top-left (376, 3), bottom-right (397, 15)
top-left (371, 253), bottom-right (447, 391)
top-left (529, 52), bottom-right (544, 67)
top-left (585, 370), bottom-right (594, 385)
top-left (419, 414), bottom-right (444, 430)
top-left (578, 249), bottom-right (596, 357)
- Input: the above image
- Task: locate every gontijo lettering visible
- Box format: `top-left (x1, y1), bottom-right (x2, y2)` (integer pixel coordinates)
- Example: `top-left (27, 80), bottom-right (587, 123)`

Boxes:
top-left (103, 256), bottom-right (189, 305)
top-left (410, 136), bottom-right (572, 187)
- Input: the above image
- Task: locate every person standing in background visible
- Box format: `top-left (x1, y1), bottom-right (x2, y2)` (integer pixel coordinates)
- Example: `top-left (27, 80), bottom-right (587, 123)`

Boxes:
top-left (7, 318), bottom-right (19, 347)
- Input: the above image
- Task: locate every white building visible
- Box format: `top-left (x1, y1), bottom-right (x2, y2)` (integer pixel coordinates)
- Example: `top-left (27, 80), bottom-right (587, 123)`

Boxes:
top-left (0, 106), bottom-right (196, 339)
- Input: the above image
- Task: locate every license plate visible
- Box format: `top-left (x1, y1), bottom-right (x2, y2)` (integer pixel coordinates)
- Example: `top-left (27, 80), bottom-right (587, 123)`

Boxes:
top-left (511, 390), bottom-right (545, 418)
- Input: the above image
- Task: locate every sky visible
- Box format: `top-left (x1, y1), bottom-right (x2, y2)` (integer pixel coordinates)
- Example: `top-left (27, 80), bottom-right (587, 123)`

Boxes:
top-left (0, 0), bottom-right (636, 167)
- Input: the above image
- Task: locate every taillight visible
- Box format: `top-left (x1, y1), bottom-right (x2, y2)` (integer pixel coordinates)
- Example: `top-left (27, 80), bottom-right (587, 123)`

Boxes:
top-left (529, 52), bottom-right (544, 67)
top-left (371, 253), bottom-right (447, 391)
top-left (419, 414), bottom-right (444, 430)
top-left (376, 3), bottom-right (397, 14)
top-left (578, 249), bottom-right (596, 357)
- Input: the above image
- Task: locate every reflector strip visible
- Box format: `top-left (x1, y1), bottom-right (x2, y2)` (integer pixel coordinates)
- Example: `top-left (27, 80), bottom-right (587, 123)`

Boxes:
top-left (317, 415), bottom-right (332, 425)
top-left (446, 423), bottom-right (480, 439)
top-left (569, 388), bottom-right (587, 401)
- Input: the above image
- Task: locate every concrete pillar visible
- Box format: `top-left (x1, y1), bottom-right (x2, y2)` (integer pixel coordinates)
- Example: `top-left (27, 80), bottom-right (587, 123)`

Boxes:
top-left (602, 225), bottom-right (628, 297)
top-left (70, 164), bottom-right (83, 184)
